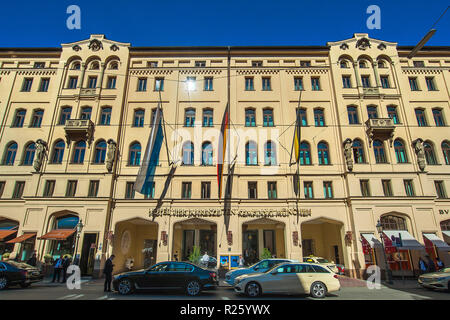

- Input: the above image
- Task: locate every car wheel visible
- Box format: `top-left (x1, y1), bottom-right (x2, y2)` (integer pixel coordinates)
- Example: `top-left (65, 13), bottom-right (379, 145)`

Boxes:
top-left (20, 283), bottom-right (31, 288)
top-left (245, 282), bottom-right (262, 297)
top-left (310, 281), bottom-right (327, 298)
top-left (0, 277), bottom-right (8, 290)
top-left (117, 278), bottom-right (134, 295)
top-left (186, 280), bottom-right (201, 296)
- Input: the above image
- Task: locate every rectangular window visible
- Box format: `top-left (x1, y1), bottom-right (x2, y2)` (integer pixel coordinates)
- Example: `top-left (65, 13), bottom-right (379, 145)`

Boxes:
top-left (262, 77), bottom-right (271, 91)
top-left (252, 61), bottom-right (263, 67)
top-left (347, 107), bottom-right (359, 124)
top-left (195, 61), bottom-right (206, 67)
top-left (137, 78), bottom-right (147, 91)
top-left (34, 62), bottom-right (45, 68)
top-left (311, 77), bottom-right (321, 91)
top-left (43, 180), bottom-right (55, 197)
top-left (155, 78), bottom-right (164, 91)
top-left (245, 77), bottom-right (254, 91)
top-left (415, 109), bottom-right (428, 127)
top-left (380, 75), bottom-right (390, 88)
top-left (433, 109), bottom-right (445, 127)
top-left (87, 76), bottom-right (97, 89)
top-left (387, 106), bottom-right (400, 124)
top-left (148, 61), bottom-right (158, 68)
top-left (294, 77), bottom-right (304, 91)
top-left (186, 76), bottom-right (196, 91)
top-left (88, 180), bottom-right (100, 197)
top-left (68, 76), bottom-right (78, 89)
top-left (248, 182), bottom-right (257, 199)
top-left (382, 180), bottom-right (393, 196)
top-left (360, 180), bottom-right (371, 197)
top-left (0, 181), bottom-right (5, 198)
top-left (435, 181), bottom-right (447, 198)
top-left (297, 108), bottom-right (307, 126)
top-left (304, 181), bottom-right (314, 199)
top-left (182, 182), bottom-right (192, 199)
top-left (201, 182), bottom-right (211, 199)
top-left (204, 77), bottom-right (213, 91)
top-left (12, 181), bottom-right (25, 199)
top-left (342, 75), bottom-right (351, 88)
top-left (361, 75), bottom-right (371, 88)
top-left (268, 182), bottom-right (277, 199)
top-left (314, 109), bottom-right (325, 127)
top-left (300, 61), bottom-right (311, 67)
top-left (426, 77), bottom-right (437, 91)
top-left (65, 180), bottom-right (77, 197)
top-left (39, 78), bottom-right (50, 92)
top-left (22, 78), bottom-right (33, 92)
top-left (323, 181), bottom-right (333, 199)
top-left (404, 180), bottom-right (415, 196)
top-left (125, 182), bottom-right (135, 199)
top-left (106, 76), bottom-right (116, 89)
top-left (367, 106), bottom-right (378, 119)
top-left (409, 77), bottom-right (419, 91)
top-left (413, 61), bottom-right (425, 67)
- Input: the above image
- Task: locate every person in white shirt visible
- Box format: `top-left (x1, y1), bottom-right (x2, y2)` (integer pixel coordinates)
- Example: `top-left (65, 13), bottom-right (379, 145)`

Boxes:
top-left (201, 252), bottom-right (209, 267)
top-left (238, 255), bottom-right (245, 268)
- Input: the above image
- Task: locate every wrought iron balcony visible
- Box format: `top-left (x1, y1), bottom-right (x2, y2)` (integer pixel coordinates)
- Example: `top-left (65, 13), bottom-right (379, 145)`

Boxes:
top-left (64, 119), bottom-right (94, 146)
top-left (365, 118), bottom-right (395, 147)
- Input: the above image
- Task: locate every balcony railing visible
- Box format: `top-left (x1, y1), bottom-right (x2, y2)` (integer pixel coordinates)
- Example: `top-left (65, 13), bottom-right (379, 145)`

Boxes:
top-left (64, 119), bottom-right (94, 146)
top-left (365, 118), bottom-right (395, 147)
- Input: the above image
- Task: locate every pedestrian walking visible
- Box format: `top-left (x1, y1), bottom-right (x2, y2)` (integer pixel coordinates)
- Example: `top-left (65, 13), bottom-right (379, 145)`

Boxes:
top-left (436, 257), bottom-right (445, 270)
top-left (418, 257), bottom-right (427, 275)
top-left (201, 252), bottom-right (209, 268)
top-left (425, 255), bottom-right (436, 273)
top-left (238, 255), bottom-right (245, 268)
top-left (62, 255), bottom-right (71, 283)
top-left (27, 252), bottom-right (37, 267)
top-left (103, 254), bottom-right (115, 292)
top-left (51, 256), bottom-right (64, 283)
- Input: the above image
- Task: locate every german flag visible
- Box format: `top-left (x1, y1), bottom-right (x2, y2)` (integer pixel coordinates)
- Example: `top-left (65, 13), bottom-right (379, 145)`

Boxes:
top-left (217, 104), bottom-right (229, 199)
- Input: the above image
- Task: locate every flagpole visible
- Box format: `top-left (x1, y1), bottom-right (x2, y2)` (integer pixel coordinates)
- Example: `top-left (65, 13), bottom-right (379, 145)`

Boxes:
top-left (227, 46), bottom-right (231, 197)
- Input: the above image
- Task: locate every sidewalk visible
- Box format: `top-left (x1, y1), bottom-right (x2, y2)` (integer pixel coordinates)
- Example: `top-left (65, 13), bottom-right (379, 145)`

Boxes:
top-left (41, 276), bottom-right (94, 286)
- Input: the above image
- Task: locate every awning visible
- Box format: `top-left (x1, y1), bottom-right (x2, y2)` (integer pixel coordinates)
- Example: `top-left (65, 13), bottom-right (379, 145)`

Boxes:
top-left (0, 229), bottom-right (17, 241)
top-left (38, 229), bottom-right (75, 240)
top-left (423, 233), bottom-right (450, 249)
top-left (361, 233), bottom-right (382, 248)
top-left (383, 230), bottom-right (424, 250)
top-left (6, 232), bottom-right (36, 244)
top-left (443, 231), bottom-right (450, 238)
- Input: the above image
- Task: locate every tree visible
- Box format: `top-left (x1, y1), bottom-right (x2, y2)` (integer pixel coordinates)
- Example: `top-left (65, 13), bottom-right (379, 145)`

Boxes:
top-left (188, 246), bottom-right (201, 265)
top-left (261, 248), bottom-right (272, 260)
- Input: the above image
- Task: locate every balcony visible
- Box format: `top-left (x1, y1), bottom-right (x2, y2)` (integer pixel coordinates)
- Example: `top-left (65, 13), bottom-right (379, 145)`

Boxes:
top-left (64, 119), bottom-right (94, 146)
top-left (365, 118), bottom-right (395, 147)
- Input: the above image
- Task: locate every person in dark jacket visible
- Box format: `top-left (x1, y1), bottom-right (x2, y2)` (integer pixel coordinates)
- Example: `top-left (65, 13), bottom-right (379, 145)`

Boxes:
top-left (418, 257), bottom-right (427, 275)
top-left (27, 253), bottom-right (37, 267)
top-left (425, 255), bottom-right (436, 273)
top-left (52, 256), bottom-right (64, 283)
top-left (61, 256), bottom-right (71, 283)
top-left (103, 254), bottom-right (115, 292)
top-left (436, 257), bottom-right (445, 270)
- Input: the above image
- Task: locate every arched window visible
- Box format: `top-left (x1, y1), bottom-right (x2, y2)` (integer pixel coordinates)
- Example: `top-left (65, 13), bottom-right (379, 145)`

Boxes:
top-left (90, 61), bottom-right (100, 70)
top-left (263, 109), bottom-right (274, 127)
top-left (442, 141), bottom-right (450, 165)
top-left (51, 140), bottom-right (65, 164)
top-left (340, 60), bottom-right (348, 68)
top-left (94, 140), bottom-right (107, 164)
top-left (373, 140), bottom-right (387, 163)
top-left (394, 139), bottom-right (408, 163)
top-left (245, 141), bottom-right (258, 165)
top-left (377, 60), bottom-right (386, 68)
top-left (318, 142), bottom-right (330, 165)
top-left (347, 106), bottom-right (359, 124)
top-left (12, 109), bottom-right (26, 127)
top-left (99, 107), bottom-right (111, 125)
top-left (299, 142), bottom-right (311, 165)
top-left (133, 109), bottom-right (145, 127)
top-left (182, 141), bottom-right (194, 165)
top-left (72, 141), bottom-right (86, 164)
top-left (201, 142), bottom-right (213, 166)
top-left (297, 108), bottom-right (307, 126)
top-left (184, 109), bottom-right (195, 127)
top-left (55, 215), bottom-right (79, 229)
top-left (71, 62), bottom-right (81, 70)
top-left (424, 141), bottom-right (437, 165)
top-left (129, 142), bottom-right (141, 166)
top-left (109, 61), bottom-right (118, 70)
top-left (80, 107), bottom-right (92, 120)
top-left (22, 142), bottom-right (36, 166)
top-left (264, 141), bottom-right (276, 165)
top-left (3, 142), bottom-right (18, 165)
top-left (59, 107), bottom-right (72, 125)
top-left (352, 139), bottom-right (365, 163)
top-left (380, 215), bottom-right (407, 231)
top-left (359, 60), bottom-right (368, 68)
top-left (245, 109), bottom-right (256, 127)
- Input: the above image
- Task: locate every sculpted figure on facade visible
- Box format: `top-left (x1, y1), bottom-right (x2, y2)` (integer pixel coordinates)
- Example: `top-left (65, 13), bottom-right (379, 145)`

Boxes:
top-left (106, 139), bottom-right (117, 173)
top-left (343, 138), bottom-right (353, 171)
top-left (33, 139), bottom-right (48, 172)
top-left (413, 138), bottom-right (426, 171)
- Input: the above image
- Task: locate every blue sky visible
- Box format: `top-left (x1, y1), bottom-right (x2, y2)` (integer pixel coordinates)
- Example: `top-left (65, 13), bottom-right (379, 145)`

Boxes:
top-left (0, 1), bottom-right (448, 47)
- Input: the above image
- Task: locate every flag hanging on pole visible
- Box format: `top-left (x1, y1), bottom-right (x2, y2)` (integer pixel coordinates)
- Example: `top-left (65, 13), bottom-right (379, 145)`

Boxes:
top-left (134, 103), bottom-right (164, 195)
top-left (217, 103), bottom-right (229, 199)
top-left (293, 110), bottom-right (302, 164)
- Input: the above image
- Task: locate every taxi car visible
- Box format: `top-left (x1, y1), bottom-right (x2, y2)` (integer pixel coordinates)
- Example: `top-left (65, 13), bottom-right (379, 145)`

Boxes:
top-left (303, 256), bottom-right (345, 275)
top-left (418, 267), bottom-right (450, 291)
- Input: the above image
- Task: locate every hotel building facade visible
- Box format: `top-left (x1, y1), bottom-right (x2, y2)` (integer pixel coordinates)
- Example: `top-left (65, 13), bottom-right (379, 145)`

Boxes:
top-left (0, 33), bottom-right (449, 278)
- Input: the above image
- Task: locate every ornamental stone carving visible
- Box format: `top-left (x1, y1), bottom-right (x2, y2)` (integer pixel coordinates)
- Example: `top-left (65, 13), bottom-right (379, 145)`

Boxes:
top-left (106, 139), bottom-right (117, 173)
top-left (377, 43), bottom-right (386, 50)
top-left (33, 139), bottom-right (48, 172)
top-left (72, 44), bottom-right (81, 52)
top-left (356, 38), bottom-right (371, 50)
top-left (340, 43), bottom-right (349, 50)
top-left (88, 39), bottom-right (103, 51)
top-left (413, 138), bottom-right (426, 171)
top-left (343, 138), bottom-right (353, 171)
top-left (110, 44), bottom-right (119, 51)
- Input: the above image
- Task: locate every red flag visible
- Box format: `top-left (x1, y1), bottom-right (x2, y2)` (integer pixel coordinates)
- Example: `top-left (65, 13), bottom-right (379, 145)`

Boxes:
top-left (217, 104), bottom-right (229, 199)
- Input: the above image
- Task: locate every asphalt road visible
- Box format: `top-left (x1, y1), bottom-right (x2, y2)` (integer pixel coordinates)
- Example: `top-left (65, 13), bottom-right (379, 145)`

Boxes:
top-left (0, 278), bottom-right (449, 300)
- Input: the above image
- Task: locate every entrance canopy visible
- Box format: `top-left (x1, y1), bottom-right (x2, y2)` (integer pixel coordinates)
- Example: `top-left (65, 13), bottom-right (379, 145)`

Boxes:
top-left (39, 229), bottom-right (75, 240)
top-left (361, 233), bottom-right (382, 248)
top-left (0, 229), bottom-right (17, 241)
top-left (423, 233), bottom-right (450, 249)
top-left (383, 230), bottom-right (424, 250)
top-left (6, 232), bottom-right (36, 244)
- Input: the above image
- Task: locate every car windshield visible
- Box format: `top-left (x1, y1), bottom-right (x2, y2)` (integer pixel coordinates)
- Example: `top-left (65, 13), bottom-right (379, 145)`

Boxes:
top-left (147, 263), bottom-right (168, 272)
top-left (317, 258), bottom-right (330, 263)
top-left (5, 261), bottom-right (32, 269)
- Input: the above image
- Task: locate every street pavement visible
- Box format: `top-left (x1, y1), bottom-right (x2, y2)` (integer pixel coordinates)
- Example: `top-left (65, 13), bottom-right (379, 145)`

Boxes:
top-left (0, 276), bottom-right (449, 300)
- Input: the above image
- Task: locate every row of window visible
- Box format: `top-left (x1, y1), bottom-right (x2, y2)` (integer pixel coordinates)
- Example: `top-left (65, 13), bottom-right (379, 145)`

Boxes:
top-left (66, 75), bottom-right (117, 89)
top-left (57, 106), bottom-right (111, 125)
top-left (359, 179), bottom-right (447, 198)
top-left (20, 77), bottom-right (50, 92)
top-left (341, 74), bottom-right (392, 89)
top-left (409, 76), bottom-right (438, 91)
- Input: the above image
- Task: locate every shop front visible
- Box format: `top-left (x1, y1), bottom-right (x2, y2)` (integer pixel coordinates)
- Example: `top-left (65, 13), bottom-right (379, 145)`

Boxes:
top-left (423, 233), bottom-right (450, 268)
top-left (0, 219), bottom-right (19, 260)
top-left (360, 233), bottom-right (382, 268)
top-left (39, 214), bottom-right (79, 260)
top-left (6, 232), bottom-right (37, 262)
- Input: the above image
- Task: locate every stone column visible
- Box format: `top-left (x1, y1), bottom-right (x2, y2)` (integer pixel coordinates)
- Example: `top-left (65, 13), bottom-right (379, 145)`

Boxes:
top-left (78, 62), bottom-right (86, 88)
top-left (372, 61), bottom-right (381, 87)
top-left (353, 61), bottom-right (361, 87)
top-left (98, 62), bottom-right (106, 89)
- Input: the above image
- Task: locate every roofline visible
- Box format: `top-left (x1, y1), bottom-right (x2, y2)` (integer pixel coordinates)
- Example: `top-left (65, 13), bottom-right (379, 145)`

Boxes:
top-left (0, 47), bottom-right (62, 52)
top-left (129, 45), bottom-right (329, 52)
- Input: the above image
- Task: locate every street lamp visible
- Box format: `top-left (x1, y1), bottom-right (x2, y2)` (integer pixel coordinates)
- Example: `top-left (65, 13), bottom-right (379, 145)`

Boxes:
top-left (73, 219), bottom-right (84, 265)
top-left (376, 220), bottom-right (393, 284)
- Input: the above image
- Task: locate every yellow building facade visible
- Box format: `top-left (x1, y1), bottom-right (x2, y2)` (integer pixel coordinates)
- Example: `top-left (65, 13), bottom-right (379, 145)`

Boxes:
top-left (0, 34), bottom-right (449, 279)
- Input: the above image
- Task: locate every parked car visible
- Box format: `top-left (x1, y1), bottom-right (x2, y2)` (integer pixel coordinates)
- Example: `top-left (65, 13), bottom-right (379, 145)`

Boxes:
top-left (234, 262), bottom-right (341, 298)
top-left (225, 259), bottom-right (296, 286)
top-left (303, 256), bottom-right (345, 275)
top-left (0, 261), bottom-right (43, 290)
top-left (113, 261), bottom-right (218, 296)
top-left (418, 267), bottom-right (450, 291)
top-left (198, 256), bottom-right (217, 269)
